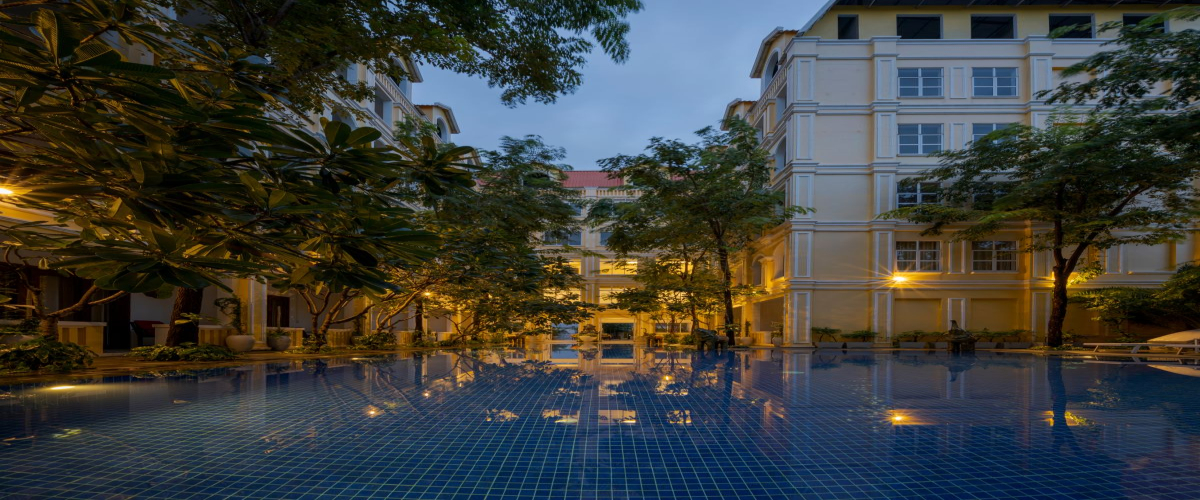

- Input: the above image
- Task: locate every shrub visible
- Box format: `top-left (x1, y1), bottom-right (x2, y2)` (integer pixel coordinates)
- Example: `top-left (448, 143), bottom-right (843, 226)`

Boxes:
top-left (895, 330), bottom-right (927, 342)
top-left (128, 343), bottom-right (240, 361)
top-left (354, 331), bottom-right (397, 350)
top-left (841, 330), bottom-right (877, 341)
top-left (0, 336), bottom-right (95, 373)
top-left (266, 328), bottom-right (290, 339)
top-left (811, 327), bottom-right (841, 342)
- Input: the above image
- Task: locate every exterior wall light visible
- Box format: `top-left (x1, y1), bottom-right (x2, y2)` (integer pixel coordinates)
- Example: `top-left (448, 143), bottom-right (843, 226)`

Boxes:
top-left (891, 275), bottom-right (909, 284)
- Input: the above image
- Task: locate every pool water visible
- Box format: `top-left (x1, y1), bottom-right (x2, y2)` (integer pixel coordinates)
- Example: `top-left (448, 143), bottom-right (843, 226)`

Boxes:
top-left (2, 349), bottom-right (1199, 499)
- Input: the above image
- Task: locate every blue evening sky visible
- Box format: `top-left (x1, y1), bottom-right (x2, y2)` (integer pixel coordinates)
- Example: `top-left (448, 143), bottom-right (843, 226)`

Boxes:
top-left (417, 0), bottom-right (825, 171)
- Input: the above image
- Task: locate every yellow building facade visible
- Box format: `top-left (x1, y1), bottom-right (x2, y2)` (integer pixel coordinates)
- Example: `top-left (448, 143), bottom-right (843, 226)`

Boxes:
top-left (728, 0), bottom-right (1200, 347)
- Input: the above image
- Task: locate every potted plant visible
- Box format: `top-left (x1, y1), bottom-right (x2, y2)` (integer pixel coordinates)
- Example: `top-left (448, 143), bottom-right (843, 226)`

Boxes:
top-left (895, 330), bottom-right (928, 349)
top-left (576, 324), bottom-right (599, 343)
top-left (841, 330), bottom-right (876, 349)
top-left (0, 318), bottom-right (40, 345)
top-left (769, 322), bottom-right (785, 348)
top-left (812, 327), bottom-right (844, 349)
top-left (215, 297), bottom-right (255, 352)
top-left (266, 328), bottom-right (292, 351)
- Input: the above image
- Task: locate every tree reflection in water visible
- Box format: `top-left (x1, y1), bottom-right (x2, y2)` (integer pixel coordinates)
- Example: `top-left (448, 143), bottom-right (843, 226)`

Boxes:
top-left (1, 350), bottom-right (1198, 498)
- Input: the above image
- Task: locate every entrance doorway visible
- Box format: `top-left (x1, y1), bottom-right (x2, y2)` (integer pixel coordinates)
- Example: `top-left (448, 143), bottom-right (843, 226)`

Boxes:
top-left (601, 322), bottom-right (634, 341)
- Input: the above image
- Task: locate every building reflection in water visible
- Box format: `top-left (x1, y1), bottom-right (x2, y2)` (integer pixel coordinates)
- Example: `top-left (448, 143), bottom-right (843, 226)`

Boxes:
top-left (1, 349), bottom-right (1199, 498)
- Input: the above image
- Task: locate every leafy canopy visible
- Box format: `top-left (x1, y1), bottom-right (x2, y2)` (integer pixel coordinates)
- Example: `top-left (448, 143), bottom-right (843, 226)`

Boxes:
top-left (158, 0), bottom-right (643, 110)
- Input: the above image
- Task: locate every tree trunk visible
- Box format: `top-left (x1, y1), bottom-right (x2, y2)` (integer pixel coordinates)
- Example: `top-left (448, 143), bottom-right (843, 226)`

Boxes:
top-left (38, 315), bottom-right (58, 340)
top-left (715, 245), bottom-right (736, 346)
top-left (1046, 271), bottom-right (1069, 348)
top-left (414, 299), bottom-right (425, 340)
top-left (166, 287), bottom-right (204, 346)
top-left (310, 314), bottom-right (325, 348)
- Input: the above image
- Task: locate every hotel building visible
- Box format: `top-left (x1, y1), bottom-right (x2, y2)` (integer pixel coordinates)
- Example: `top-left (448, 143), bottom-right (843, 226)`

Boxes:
top-left (727, 0), bottom-right (1200, 347)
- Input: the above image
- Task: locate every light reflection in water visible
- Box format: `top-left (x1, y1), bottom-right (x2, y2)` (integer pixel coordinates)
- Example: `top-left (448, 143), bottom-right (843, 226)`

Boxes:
top-left (1, 349), bottom-right (1199, 498)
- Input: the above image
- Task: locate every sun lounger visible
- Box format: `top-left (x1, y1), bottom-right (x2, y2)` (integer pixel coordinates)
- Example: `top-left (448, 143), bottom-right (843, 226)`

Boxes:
top-left (1085, 343), bottom-right (1200, 355)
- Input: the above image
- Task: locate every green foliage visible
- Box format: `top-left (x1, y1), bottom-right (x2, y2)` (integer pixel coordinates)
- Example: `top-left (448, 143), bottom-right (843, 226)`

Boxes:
top-left (0, 318), bottom-right (39, 336)
top-left (1073, 263), bottom-right (1200, 334)
top-left (127, 343), bottom-right (240, 361)
top-left (407, 338), bottom-right (441, 349)
top-left (0, 1), bottom-right (465, 305)
top-left (1044, 8), bottom-right (1200, 141)
top-left (591, 118), bottom-right (812, 333)
top-left (377, 135), bottom-right (594, 339)
top-left (287, 343), bottom-right (341, 354)
top-left (153, 0), bottom-right (642, 109)
top-left (811, 327), bottom-right (842, 342)
top-left (0, 337), bottom-right (95, 373)
top-left (880, 116), bottom-right (1200, 347)
top-left (841, 330), bottom-right (877, 342)
top-left (213, 297), bottom-right (245, 335)
top-left (266, 328), bottom-right (290, 339)
top-left (354, 331), bottom-right (397, 350)
top-left (895, 330), bottom-right (927, 342)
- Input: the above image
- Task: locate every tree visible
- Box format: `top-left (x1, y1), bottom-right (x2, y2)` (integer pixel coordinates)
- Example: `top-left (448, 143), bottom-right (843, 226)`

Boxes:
top-left (157, 0), bottom-right (643, 109)
top-left (607, 258), bottom-right (726, 335)
top-left (375, 135), bottom-right (594, 341)
top-left (881, 118), bottom-right (1200, 347)
top-left (0, 2), bottom-right (462, 343)
top-left (1043, 8), bottom-right (1200, 143)
top-left (595, 118), bottom-right (808, 345)
top-left (1073, 263), bottom-right (1200, 336)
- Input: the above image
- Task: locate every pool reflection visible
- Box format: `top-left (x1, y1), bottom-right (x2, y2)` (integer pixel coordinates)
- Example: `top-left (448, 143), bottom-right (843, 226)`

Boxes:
top-left (2, 349), bottom-right (1199, 498)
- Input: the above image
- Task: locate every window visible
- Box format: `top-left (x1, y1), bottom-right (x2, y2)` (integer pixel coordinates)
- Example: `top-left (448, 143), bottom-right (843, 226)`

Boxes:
top-left (1049, 14), bottom-right (1093, 39)
top-left (655, 322), bottom-right (691, 333)
top-left (1123, 14), bottom-right (1165, 32)
top-left (569, 203), bottom-right (584, 216)
top-left (971, 241), bottom-right (1017, 271)
top-left (972, 67), bottom-right (1017, 97)
top-left (898, 124), bottom-right (943, 155)
top-left (897, 15), bottom-right (941, 39)
top-left (896, 241), bottom-right (941, 272)
top-left (598, 287), bottom-right (625, 305)
top-left (971, 15), bottom-right (1015, 39)
top-left (971, 123), bottom-right (1014, 144)
top-left (599, 259), bottom-right (637, 275)
top-left (898, 68), bottom-right (943, 97)
top-left (897, 182), bottom-right (940, 207)
top-left (599, 230), bottom-right (613, 246)
top-left (543, 231), bottom-right (582, 246)
top-left (838, 15), bottom-right (859, 40)
top-left (750, 260), bottom-right (764, 286)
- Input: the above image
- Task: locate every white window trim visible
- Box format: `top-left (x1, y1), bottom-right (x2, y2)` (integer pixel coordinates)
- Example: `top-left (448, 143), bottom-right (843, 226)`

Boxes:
top-left (897, 181), bottom-right (941, 208)
top-left (970, 240), bottom-right (1019, 273)
top-left (971, 67), bottom-right (1019, 98)
top-left (895, 241), bottom-right (942, 273)
top-left (898, 67), bottom-right (944, 98)
top-left (897, 124), bottom-right (944, 156)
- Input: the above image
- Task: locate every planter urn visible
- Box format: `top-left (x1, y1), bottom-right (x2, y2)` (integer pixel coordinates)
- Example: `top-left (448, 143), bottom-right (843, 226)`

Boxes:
top-left (266, 336), bottom-right (292, 352)
top-left (225, 334), bottom-right (256, 353)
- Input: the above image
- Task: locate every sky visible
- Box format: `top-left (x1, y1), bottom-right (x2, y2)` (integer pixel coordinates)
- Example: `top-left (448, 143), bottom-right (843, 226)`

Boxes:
top-left (416, 0), bottom-right (826, 171)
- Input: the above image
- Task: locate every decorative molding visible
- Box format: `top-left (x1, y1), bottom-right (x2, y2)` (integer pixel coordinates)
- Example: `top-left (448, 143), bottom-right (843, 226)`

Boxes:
top-left (788, 291), bottom-right (812, 345)
top-left (875, 113), bottom-right (896, 159)
top-left (946, 298), bottom-right (968, 329)
top-left (791, 231), bottom-right (813, 278)
top-left (874, 173), bottom-right (896, 217)
top-left (874, 58), bottom-right (897, 101)
top-left (950, 122), bottom-right (967, 150)
top-left (949, 66), bottom-right (967, 99)
top-left (873, 231), bottom-right (894, 278)
top-left (793, 114), bottom-right (815, 161)
top-left (872, 291), bottom-right (894, 339)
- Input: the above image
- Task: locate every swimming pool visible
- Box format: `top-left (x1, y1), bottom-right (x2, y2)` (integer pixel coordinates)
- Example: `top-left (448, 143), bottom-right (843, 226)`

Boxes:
top-left (2, 349), bottom-right (1198, 499)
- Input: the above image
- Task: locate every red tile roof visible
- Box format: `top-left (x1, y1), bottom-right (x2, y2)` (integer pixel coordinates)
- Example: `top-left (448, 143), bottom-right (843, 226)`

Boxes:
top-left (563, 171), bottom-right (624, 188)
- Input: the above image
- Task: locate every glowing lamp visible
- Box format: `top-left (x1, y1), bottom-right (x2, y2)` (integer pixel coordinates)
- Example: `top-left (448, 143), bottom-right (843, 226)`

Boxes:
top-left (0, 187), bottom-right (13, 196)
top-left (891, 275), bottom-right (909, 284)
